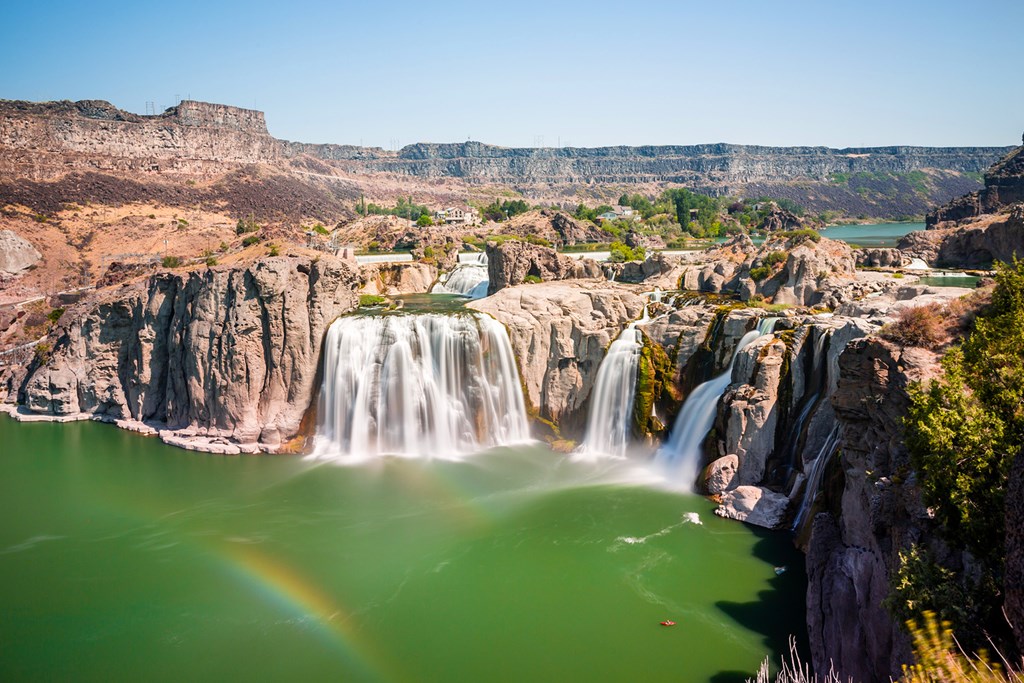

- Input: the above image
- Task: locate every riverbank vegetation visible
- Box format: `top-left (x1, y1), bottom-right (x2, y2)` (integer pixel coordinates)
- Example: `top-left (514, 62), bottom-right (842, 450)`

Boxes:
top-left (896, 259), bottom-right (1024, 657)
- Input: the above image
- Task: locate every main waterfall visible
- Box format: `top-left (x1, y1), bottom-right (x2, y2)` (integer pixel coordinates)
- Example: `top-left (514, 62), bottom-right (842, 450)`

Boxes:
top-left (657, 318), bottom-right (777, 490)
top-left (313, 312), bottom-right (530, 460)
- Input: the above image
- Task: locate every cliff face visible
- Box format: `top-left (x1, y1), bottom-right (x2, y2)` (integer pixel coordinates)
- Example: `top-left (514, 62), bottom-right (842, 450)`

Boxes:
top-left (927, 136), bottom-right (1024, 226)
top-left (0, 99), bottom-right (1009, 203)
top-left (805, 339), bottom-right (941, 682)
top-left (13, 254), bottom-right (359, 453)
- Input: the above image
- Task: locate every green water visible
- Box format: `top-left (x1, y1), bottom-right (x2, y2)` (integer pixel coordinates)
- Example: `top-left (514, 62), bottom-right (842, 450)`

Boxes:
top-left (819, 222), bottom-right (924, 247)
top-left (0, 415), bottom-right (806, 682)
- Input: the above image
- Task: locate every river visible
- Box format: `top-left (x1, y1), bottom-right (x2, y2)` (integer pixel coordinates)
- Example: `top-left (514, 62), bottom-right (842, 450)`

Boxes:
top-left (0, 414), bottom-right (806, 682)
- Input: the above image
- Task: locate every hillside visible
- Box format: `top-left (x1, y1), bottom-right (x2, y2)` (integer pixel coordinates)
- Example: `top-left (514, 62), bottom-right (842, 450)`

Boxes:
top-left (0, 99), bottom-right (1011, 222)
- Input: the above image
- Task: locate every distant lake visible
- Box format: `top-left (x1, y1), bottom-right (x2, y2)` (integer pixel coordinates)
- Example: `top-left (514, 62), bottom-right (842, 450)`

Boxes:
top-left (819, 223), bottom-right (924, 248)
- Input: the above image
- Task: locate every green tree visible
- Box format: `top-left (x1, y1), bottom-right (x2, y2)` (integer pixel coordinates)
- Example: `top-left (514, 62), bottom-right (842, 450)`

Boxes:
top-left (416, 214), bottom-right (434, 227)
top-left (899, 259), bottom-right (1024, 649)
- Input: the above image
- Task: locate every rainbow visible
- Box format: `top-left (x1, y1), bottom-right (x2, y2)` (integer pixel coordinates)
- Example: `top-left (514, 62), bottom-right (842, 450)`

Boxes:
top-left (217, 542), bottom-right (406, 683)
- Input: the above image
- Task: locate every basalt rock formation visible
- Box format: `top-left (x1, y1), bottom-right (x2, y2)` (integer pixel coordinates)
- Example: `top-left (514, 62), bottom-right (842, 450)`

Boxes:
top-left (0, 99), bottom-right (1009, 219)
top-left (676, 233), bottom-right (858, 307)
top-left (469, 281), bottom-right (644, 434)
top-left (485, 240), bottom-right (603, 294)
top-left (927, 136), bottom-right (1024, 227)
top-left (806, 338), bottom-right (942, 682)
top-left (9, 254), bottom-right (359, 453)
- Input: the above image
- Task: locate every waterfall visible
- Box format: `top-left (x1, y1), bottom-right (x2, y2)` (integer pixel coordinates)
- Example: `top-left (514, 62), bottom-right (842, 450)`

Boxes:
top-left (313, 312), bottom-right (529, 460)
top-left (432, 253), bottom-right (489, 298)
top-left (792, 426), bottom-right (842, 531)
top-left (906, 257), bottom-right (929, 270)
top-left (576, 323), bottom-right (643, 460)
top-left (657, 317), bottom-right (778, 490)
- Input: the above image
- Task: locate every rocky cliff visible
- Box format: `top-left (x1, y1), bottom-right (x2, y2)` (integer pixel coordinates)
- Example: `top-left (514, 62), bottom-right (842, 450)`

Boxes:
top-left (8, 254), bottom-right (359, 453)
top-left (0, 99), bottom-right (1009, 217)
top-left (801, 339), bottom-right (942, 681)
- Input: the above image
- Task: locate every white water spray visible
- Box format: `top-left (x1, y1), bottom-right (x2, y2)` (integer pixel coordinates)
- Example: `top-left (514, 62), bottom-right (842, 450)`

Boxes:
top-left (313, 312), bottom-right (529, 460)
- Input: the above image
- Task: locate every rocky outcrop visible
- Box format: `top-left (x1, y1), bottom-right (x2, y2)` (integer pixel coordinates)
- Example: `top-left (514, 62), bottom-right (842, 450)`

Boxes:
top-left (497, 210), bottom-right (605, 246)
top-left (806, 338), bottom-right (941, 682)
top-left (855, 247), bottom-right (907, 269)
top-left (358, 261), bottom-right (438, 295)
top-left (0, 229), bottom-right (41, 276)
top-left (756, 204), bottom-right (806, 232)
top-left (679, 234), bottom-right (858, 307)
top-left (13, 254), bottom-right (359, 452)
top-left (469, 281), bottom-right (644, 434)
top-left (485, 241), bottom-right (603, 295)
top-left (901, 204), bottom-right (1024, 268)
top-left (928, 138), bottom-right (1024, 227)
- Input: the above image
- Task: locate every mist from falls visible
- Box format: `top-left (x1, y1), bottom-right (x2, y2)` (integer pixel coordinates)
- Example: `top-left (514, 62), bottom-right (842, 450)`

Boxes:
top-left (656, 317), bottom-right (778, 490)
top-left (313, 312), bottom-right (529, 461)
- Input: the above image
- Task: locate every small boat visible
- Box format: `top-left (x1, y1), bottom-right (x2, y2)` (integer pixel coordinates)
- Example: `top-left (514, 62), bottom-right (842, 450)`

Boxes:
top-left (659, 620), bottom-right (676, 627)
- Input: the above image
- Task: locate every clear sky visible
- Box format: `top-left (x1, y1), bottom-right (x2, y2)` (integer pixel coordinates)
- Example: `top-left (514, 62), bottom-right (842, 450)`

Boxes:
top-left (2, 0), bottom-right (1022, 149)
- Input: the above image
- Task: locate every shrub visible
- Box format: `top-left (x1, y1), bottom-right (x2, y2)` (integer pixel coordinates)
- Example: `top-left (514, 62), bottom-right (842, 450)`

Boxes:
top-left (367, 241), bottom-right (381, 252)
top-left (423, 246), bottom-right (435, 258)
top-left (161, 255), bottom-right (182, 268)
top-left (762, 250), bottom-right (788, 267)
top-left (779, 228), bottom-right (821, 243)
top-left (416, 214), bottom-right (434, 227)
top-left (33, 342), bottom-right (51, 366)
top-left (312, 223), bottom-right (330, 235)
top-left (523, 275), bottom-right (542, 284)
top-left (236, 219), bottom-right (260, 235)
top-left (749, 266), bottom-right (772, 281)
top-left (218, 241), bottom-right (229, 252)
top-left (242, 235), bottom-right (260, 247)
top-left (32, 213), bottom-right (47, 223)
top-left (148, 214), bottom-right (156, 219)
top-left (268, 244), bottom-right (281, 257)
top-left (608, 241), bottom-right (644, 263)
top-left (893, 272), bottom-right (905, 279)
top-left (359, 294), bottom-right (387, 306)
top-left (205, 257), bottom-right (218, 266)
top-left (46, 308), bottom-right (65, 324)
top-left (880, 303), bottom-right (948, 349)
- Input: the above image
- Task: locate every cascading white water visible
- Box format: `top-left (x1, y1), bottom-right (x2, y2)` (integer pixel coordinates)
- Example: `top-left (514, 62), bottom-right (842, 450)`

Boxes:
top-left (313, 312), bottom-right (529, 461)
top-left (906, 257), bottom-right (930, 270)
top-left (576, 323), bottom-right (643, 460)
top-left (657, 317), bottom-right (778, 490)
top-left (792, 425), bottom-right (842, 531)
top-left (433, 253), bottom-right (489, 298)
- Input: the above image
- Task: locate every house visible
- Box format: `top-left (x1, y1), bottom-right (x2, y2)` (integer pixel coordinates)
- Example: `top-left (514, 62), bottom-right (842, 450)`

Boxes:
top-left (598, 206), bottom-right (639, 222)
top-left (433, 206), bottom-right (481, 226)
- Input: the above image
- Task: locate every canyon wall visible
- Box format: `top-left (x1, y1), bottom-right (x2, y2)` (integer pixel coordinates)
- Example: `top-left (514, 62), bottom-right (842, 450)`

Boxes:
top-left (0, 99), bottom-right (1010, 195)
top-left (9, 254), bottom-right (359, 453)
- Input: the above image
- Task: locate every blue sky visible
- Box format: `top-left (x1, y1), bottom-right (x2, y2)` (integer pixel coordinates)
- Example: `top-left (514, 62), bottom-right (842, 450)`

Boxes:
top-left (2, 0), bottom-right (1022, 148)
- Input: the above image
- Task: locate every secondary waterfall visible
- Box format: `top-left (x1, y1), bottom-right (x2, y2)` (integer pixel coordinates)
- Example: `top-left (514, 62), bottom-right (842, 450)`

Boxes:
top-left (906, 257), bottom-right (930, 270)
top-left (576, 322), bottom-right (643, 459)
top-left (657, 317), bottom-right (778, 490)
top-left (432, 253), bottom-right (489, 298)
top-left (792, 425), bottom-right (842, 531)
top-left (313, 312), bottom-right (529, 460)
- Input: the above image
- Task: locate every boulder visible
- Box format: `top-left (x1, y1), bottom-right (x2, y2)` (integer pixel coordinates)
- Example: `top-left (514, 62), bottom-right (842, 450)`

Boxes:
top-left (714, 485), bottom-right (789, 528)
top-left (704, 454), bottom-right (738, 494)
top-left (359, 261), bottom-right (438, 295)
top-left (855, 248), bottom-right (907, 269)
top-left (0, 230), bottom-right (42, 276)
